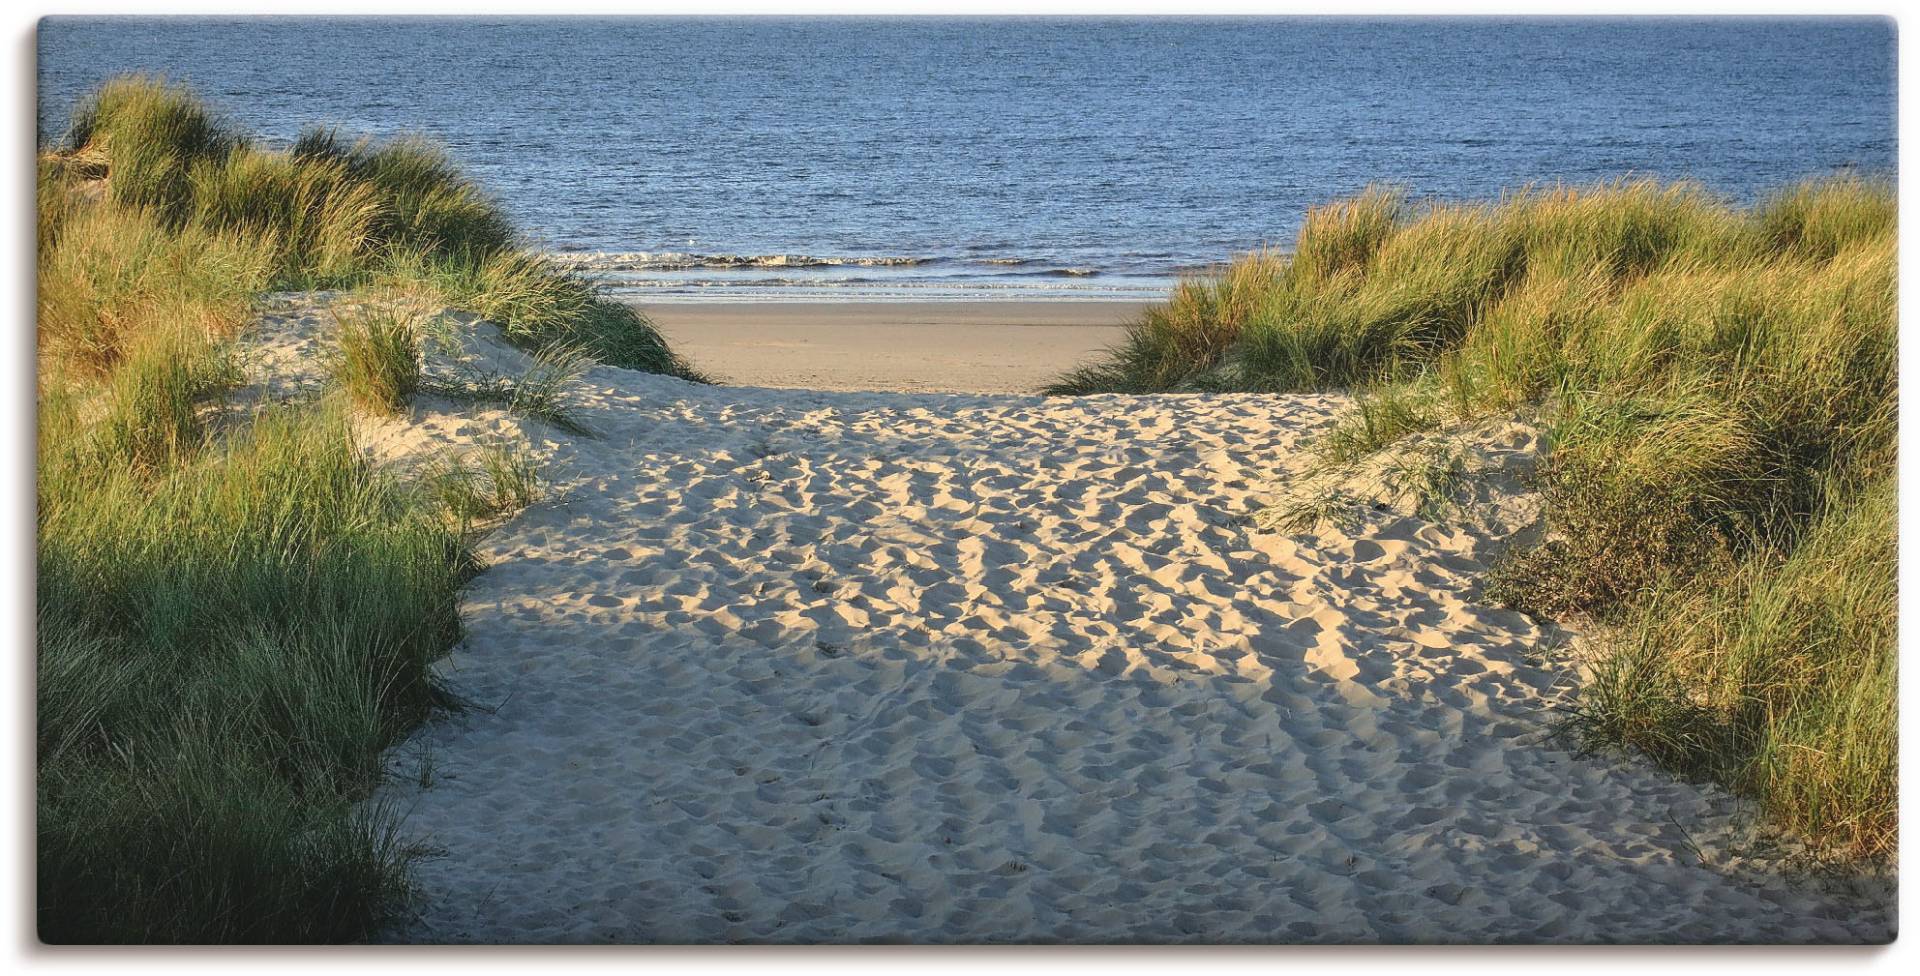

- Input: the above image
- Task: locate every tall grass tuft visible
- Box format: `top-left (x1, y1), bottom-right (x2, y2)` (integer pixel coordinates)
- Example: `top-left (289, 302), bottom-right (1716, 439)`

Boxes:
top-left (1573, 483), bottom-right (1896, 858)
top-left (37, 202), bottom-right (272, 375)
top-left (1048, 252), bottom-right (1284, 394)
top-left (34, 75), bottom-right (702, 943)
top-left (334, 305), bottom-right (423, 414)
top-left (88, 327), bottom-right (238, 471)
top-left (291, 128), bottom-right (516, 259)
top-left (51, 75), bottom-right (703, 376)
top-left (1288, 185), bottom-right (1407, 282)
top-left (64, 75), bottom-right (237, 217)
top-left (422, 441), bottom-right (545, 529)
top-left (1055, 177), bottom-right (1897, 859)
top-left (185, 146), bottom-right (386, 286)
top-left (378, 248), bottom-right (708, 379)
top-left (38, 406), bottom-right (466, 942)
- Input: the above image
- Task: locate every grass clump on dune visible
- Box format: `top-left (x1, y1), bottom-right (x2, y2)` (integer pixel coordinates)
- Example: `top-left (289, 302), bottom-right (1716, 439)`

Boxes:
top-left (49, 75), bottom-right (697, 374)
top-left (290, 127), bottom-right (515, 260)
top-left (1576, 485), bottom-right (1896, 857)
top-left (38, 197), bottom-right (272, 376)
top-left (36, 76), bottom-right (681, 942)
top-left (1055, 178), bottom-right (1896, 859)
top-left (421, 442), bottom-right (546, 530)
top-left (88, 327), bottom-right (239, 471)
top-left (333, 304), bottom-right (423, 415)
top-left (378, 248), bottom-right (707, 378)
top-left (35, 183), bottom-right (463, 940)
top-left (38, 403), bottom-right (466, 943)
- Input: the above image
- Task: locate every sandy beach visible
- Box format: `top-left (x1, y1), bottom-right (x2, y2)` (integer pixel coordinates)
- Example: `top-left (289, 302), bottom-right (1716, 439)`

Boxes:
top-left (639, 301), bottom-right (1143, 394)
top-left (37, 25), bottom-right (1896, 947)
top-left (214, 294), bottom-right (1892, 944)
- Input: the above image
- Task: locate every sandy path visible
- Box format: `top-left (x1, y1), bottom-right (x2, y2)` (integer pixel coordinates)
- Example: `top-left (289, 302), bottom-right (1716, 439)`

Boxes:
top-left (244, 297), bottom-right (1888, 944)
top-left (639, 301), bottom-right (1140, 394)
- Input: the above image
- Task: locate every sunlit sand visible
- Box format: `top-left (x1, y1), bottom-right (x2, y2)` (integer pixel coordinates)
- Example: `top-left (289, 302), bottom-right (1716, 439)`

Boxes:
top-left (239, 294), bottom-right (1889, 944)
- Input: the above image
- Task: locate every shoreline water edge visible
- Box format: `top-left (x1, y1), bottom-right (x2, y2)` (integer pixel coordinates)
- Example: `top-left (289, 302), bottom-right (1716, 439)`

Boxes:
top-left (552, 250), bottom-right (1188, 302)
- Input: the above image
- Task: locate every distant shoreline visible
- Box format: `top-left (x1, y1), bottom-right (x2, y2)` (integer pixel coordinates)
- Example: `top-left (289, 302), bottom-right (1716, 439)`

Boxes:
top-left (638, 300), bottom-right (1144, 395)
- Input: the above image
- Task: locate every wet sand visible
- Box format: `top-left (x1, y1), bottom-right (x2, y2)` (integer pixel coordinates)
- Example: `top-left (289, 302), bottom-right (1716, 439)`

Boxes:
top-left (638, 301), bottom-right (1144, 394)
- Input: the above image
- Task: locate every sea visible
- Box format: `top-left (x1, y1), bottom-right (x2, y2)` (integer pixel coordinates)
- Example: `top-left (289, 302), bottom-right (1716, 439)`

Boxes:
top-left (37, 17), bottom-right (1897, 302)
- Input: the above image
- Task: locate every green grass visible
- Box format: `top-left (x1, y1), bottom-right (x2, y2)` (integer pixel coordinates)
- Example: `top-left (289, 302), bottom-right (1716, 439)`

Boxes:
top-left (333, 304), bottom-right (423, 414)
top-left (36, 76), bottom-right (698, 943)
top-left (421, 442), bottom-right (546, 530)
top-left (1316, 383), bottom-right (1445, 465)
top-left (1055, 177), bottom-right (1896, 859)
top-left (51, 75), bottom-right (698, 372)
top-left (38, 198), bottom-right (272, 377)
top-left (89, 326), bottom-right (239, 471)
top-left (185, 145), bottom-right (388, 286)
top-left (1572, 484), bottom-right (1896, 857)
top-left (1381, 443), bottom-right (1467, 523)
top-left (291, 127), bottom-right (515, 260)
top-left (422, 341), bottom-right (595, 435)
top-left (376, 248), bottom-right (708, 378)
top-left (38, 405), bottom-right (466, 943)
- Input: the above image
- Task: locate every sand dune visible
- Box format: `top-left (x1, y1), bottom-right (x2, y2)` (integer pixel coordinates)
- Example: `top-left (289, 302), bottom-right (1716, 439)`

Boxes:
top-left (246, 295), bottom-right (1890, 944)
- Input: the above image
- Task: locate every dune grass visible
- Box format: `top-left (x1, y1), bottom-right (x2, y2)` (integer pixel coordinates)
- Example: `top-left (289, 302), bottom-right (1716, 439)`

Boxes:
top-left (333, 304), bottom-right (423, 414)
top-left (38, 195), bottom-right (273, 377)
top-left (48, 75), bottom-right (699, 374)
top-left (421, 441), bottom-right (546, 530)
top-left (1574, 484), bottom-right (1896, 857)
top-left (1053, 178), bottom-right (1896, 859)
top-left (375, 248), bottom-right (706, 378)
top-left (38, 403), bottom-right (466, 943)
top-left (419, 340), bottom-right (596, 436)
top-left (35, 76), bottom-right (697, 942)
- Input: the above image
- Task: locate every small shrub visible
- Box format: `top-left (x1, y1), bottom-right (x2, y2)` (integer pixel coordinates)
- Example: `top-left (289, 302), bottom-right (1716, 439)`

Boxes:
top-left (424, 341), bottom-right (593, 435)
top-left (1382, 443), bottom-right (1467, 522)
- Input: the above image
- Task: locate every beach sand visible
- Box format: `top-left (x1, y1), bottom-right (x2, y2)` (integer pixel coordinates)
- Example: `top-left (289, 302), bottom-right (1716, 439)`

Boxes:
top-left (243, 295), bottom-right (1890, 944)
top-left (639, 301), bottom-right (1143, 394)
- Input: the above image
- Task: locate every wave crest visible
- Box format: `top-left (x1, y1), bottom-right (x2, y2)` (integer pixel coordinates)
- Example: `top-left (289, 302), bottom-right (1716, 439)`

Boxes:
top-left (548, 252), bottom-right (936, 271)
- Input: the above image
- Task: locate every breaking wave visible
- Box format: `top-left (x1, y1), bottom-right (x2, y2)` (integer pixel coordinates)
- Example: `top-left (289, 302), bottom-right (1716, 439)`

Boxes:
top-left (539, 248), bottom-right (1183, 300)
top-left (548, 252), bottom-right (937, 272)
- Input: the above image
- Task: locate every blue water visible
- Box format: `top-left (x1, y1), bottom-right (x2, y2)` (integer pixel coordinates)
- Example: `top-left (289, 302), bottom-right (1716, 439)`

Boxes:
top-left (38, 17), bottom-right (1896, 301)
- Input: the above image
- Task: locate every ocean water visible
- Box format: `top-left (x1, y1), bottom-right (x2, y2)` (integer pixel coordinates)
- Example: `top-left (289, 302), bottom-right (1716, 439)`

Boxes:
top-left (38, 17), bottom-right (1896, 301)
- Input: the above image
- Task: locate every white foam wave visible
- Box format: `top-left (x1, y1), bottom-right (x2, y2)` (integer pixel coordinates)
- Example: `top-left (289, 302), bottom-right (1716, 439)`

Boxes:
top-left (547, 252), bottom-right (936, 271)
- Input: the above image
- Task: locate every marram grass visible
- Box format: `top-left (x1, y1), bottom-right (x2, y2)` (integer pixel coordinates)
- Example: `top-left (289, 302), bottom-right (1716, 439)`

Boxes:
top-left (1574, 483), bottom-right (1896, 858)
top-left (333, 304), bottom-right (423, 415)
top-left (35, 76), bottom-right (700, 943)
top-left (38, 404), bottom-right (465, 943)
top-left (49, 74), bottom-right (697, 372)
top-left (1055, 178), bottom-right (1896, 859)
